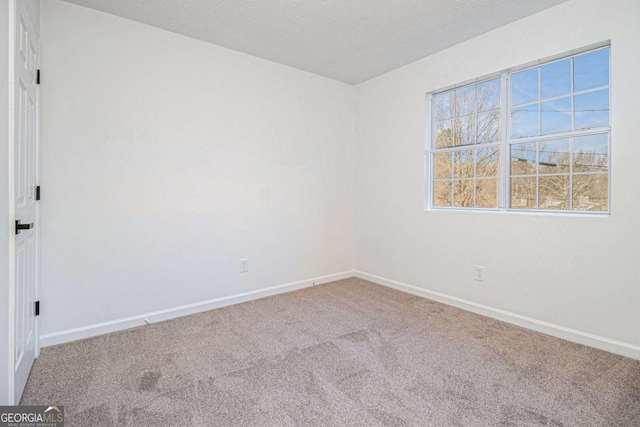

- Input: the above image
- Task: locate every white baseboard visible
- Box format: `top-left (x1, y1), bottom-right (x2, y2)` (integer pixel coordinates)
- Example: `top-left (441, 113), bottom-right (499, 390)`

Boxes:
top-left (355, 270), bottom-right (640, 360)
top-left (40, 270), bottom-right (355, 348)
top-left (41, 269), bottom-right (640, 360)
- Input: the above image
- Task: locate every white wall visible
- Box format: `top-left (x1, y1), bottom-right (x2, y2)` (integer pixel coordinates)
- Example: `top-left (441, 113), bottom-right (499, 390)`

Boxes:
top-left (355, 0), bottom-right (640, 347)
top-left (0, 0), bottom-right (11, 406)
top-left (39, 0), bottom-right (355, 336)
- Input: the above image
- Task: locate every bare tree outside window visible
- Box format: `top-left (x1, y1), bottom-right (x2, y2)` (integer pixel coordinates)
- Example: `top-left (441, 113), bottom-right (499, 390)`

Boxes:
top-left (429, 45), bottom-right (610, 214)
top-left (432, 78), bottom-right (501, 209)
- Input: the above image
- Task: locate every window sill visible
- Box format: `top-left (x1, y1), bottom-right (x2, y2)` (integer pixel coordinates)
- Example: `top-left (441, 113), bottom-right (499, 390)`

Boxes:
top-left (424, 207), bottom-right (610, 218)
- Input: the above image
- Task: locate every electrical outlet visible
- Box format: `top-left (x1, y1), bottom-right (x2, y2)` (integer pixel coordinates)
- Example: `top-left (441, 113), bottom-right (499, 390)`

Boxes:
top-left (240, 258), bottom-right (249, 273)
top-left (474, 265), bottom-right (485, 282)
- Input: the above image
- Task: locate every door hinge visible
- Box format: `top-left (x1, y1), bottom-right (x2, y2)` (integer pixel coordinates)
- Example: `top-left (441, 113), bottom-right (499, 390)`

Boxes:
top-left (35, 301), bottom-right (40, 316)
top-left (35, 185), bottom-right (41, 201)
top-left (36, 70), bottom-right (40, 85)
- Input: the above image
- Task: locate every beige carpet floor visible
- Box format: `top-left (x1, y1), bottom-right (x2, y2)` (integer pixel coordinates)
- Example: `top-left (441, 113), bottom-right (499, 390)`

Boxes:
top-left (21, 278), bottom-right (640, 426)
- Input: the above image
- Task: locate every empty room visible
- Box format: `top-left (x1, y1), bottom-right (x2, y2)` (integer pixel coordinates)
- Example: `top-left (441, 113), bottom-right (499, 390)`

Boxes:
top-left (1, 0), bottom-right (639, 425)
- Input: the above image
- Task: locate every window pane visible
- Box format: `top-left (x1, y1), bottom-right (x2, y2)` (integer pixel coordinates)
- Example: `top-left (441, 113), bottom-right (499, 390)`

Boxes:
top-left (477, 79), bottom-right (500, 112)
top-left (476, 147), bottom-right (499, 177)
top-left (511, 177), bottom-right (537, 209)
top-left (573, 174), bottom-right (608, 211)
top-left (434, 92), bottom-right (453, 121)
top-left (541, 59), bottom-right (571, 99)
top-left (453, 149), bottom-right (474, 178)
top-left (477, 111), bottom-right (500, 143)
top-left (475, 178), bottom-right (499, 208)
top-left (574, 48), bottom-right (609, 92)
top-left (511, 68), bottom-right (538, 106)
top-left (454, 180), bottom-right (474, 207)
top-left (574, 89), bottom-right (609, 129)
top-left (454, 116), bottom-right (476, 145)
top-left (538, 139), bottom-right (570, 174)
top-left (434, 120), bottom-right (454, 148)
top-left (573, 134), bottom-right (608, 173)
top-left (455, 86), bottom-right (476, 116)
top-left (510, 143), bottom-right (536, 175)
top-left (511, 104), bottom-right (539, 138)
top-left (433, 152), bottom-right (452, 179)
top-left (539, 175), bottom-right (570, 210)
top-left (541, 97), bottom-right (571, 134)
top-left (434, 181), bottom-right (453, 207)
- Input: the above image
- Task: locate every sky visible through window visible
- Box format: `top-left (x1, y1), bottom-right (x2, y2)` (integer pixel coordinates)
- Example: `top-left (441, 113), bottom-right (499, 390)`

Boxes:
top-left (430, 46), bottom-right (610, 213)
top-left (511, 48), bottom-right (609, 138)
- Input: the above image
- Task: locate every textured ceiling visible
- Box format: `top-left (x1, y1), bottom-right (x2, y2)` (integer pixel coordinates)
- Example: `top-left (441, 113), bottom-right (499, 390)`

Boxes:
top-left (60, 0), bottom-right (568, 85)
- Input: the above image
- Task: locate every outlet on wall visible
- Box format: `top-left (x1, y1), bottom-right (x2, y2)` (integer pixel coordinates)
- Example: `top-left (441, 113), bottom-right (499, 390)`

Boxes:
top-left (474, 265), bottom-right (485, 282)
top-left (240, 258), bottom-right (249, 273)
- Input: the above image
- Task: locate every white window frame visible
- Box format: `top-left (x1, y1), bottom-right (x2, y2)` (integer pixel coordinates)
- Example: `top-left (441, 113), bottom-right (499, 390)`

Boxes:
top-left (425, 41), bottom-right (611, 215)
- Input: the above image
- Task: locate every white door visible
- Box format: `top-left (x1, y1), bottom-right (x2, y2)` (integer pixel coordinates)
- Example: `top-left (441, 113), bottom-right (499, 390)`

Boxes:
top-left (13, 0), bottom-right (39, 404)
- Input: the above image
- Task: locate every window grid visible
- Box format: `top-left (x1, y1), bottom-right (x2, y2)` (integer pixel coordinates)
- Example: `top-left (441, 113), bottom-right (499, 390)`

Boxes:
top-left (428, 44), bottom-right (610, 214)
top-left (432, 143), bottom-right (501, 209)
top-left (506, 46), bottom-right (610, 213)
top-left (508, 131), bottom-right (609, 212)
top-left (430, 78), bottom-right (502, 210)
top-left (508, 85), bottom-right (610, 137)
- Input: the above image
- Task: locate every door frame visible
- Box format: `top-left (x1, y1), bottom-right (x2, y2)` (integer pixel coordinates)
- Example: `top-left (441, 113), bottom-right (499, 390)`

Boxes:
top-left (1, 0), bottom-right (11, 407)
top-left (6, 0), bottom-right (41, 405)
top-left (7, 0), bottom-right (17, 405)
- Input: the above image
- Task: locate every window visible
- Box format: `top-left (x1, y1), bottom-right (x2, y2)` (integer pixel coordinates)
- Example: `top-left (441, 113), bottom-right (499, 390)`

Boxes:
top-left (428, 45), bottom-right (610, 213)
top-left (432, 79), bottom-right (501, 208)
